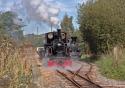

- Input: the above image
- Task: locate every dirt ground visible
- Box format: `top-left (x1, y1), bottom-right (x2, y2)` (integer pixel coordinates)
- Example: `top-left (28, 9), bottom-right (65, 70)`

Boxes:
top-left (74, 61), bottom-right (125, 88)
top-left (22, 48), bottom-right (66, 88)
top-left (2, 47), bottom-right (124, 88)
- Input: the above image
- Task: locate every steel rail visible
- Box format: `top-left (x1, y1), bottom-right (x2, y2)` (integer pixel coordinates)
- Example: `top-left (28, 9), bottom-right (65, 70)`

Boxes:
top-left (67, 70), bottom-right (103, 88)
top-left (56, 70), bottom-right (83, 88)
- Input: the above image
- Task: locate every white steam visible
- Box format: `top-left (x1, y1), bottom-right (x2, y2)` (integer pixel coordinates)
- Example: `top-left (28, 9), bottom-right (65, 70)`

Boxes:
top-left (50, 17), bottom-right (59, 25)
top-left (21, 0), bottom-right (60, 25)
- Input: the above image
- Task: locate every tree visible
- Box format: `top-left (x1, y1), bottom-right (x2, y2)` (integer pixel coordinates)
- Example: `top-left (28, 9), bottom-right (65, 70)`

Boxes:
top-left (61, 13), bottom-right (74, 37)
top-left (0, 11), bottom-right (24, 43)
top-left (72, 29), bottom-right (82, 42)
top-left (0, 11), bottom-right (16, 33)
top-left (78, 0), bottom-right (125, 54)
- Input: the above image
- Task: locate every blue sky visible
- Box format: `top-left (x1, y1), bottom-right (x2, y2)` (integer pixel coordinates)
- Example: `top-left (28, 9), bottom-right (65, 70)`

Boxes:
top-left (0, 0), bottom-right (87, 34)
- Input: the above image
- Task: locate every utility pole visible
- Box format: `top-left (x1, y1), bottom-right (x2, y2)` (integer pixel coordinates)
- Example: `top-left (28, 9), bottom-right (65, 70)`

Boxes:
top-left (37, 26), bottom-right (39, 40)
top-left (51, 23), bottom-right (52, 32)
top-left (37, 26), bottom-right (38, 35)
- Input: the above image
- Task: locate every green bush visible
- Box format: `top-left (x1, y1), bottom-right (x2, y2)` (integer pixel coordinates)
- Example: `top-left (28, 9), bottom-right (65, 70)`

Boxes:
top-left (96, 55), bottom-right (125, 80)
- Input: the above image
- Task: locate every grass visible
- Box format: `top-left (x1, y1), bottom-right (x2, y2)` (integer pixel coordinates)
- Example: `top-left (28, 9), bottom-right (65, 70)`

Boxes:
top-left (80, 54), bottom-right (99, 63)
top-left (0, 37), bottom-right (32, 88)
top-left (80, 52), bottom-right (125, 80)
top-left (96, 54), bottom-right (125, 80)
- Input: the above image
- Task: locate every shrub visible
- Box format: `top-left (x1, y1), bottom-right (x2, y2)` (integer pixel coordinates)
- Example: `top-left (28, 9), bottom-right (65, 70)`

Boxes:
top-left (96, 54), bottom-right (125, 80)
top-left (0, 36), bottom-right (32, 88)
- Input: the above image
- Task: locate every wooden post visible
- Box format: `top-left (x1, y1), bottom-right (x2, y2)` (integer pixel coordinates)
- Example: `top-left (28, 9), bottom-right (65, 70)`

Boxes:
top-left (113, 46), bottom-right (118, 67)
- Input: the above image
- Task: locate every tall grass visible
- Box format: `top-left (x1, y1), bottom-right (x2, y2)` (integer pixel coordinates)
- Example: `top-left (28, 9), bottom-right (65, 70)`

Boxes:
top-left (80, 46), bottom-right (125, 80)
top-left (0, 37), bottom-right (32, 88)
top-left (96, 50), bottom-right (125, 80)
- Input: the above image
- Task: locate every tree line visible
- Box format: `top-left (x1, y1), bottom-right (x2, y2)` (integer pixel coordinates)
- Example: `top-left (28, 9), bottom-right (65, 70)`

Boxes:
top-left (78, 0), bottom-right (125, 54)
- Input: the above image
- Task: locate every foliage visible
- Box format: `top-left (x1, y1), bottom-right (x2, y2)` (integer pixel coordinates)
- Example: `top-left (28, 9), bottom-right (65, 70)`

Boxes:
top-left (0, 36), bottom-right (32, 88)
top-left (33, 35), bottom-right (44, 47)
top-left (0, 11), bottom-right (16, 33)
top-left (0, 11), bottom-right (24, 43)
top-left (96, 54), bottom-right (125, 80)
top-left (78, 0), bottom-right (125, 54)
top-left (72, 29), bottom-right (83, 42)
top-left (0, 11), bottom-right (31, 88)
top-left (24, 34), bottom-right (44, 47)
top-left (61, 13), bottom-right (74, 37)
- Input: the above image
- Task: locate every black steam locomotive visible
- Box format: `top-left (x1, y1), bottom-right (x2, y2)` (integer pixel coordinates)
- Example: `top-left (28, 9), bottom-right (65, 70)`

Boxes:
top-left (38, 29), bottom-right (81, 68)
top-left (44, 29), bottom-right (70, 57)
top-left (44, 29), bottom-right (72, 67)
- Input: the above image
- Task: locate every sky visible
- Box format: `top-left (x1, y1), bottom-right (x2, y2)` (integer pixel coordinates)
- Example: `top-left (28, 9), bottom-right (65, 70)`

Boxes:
top-left (0, 0), bottom-right (87, 35)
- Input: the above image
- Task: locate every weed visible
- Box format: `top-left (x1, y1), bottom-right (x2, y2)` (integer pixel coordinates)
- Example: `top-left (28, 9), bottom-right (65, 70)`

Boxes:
top-left (96, 54), bottom-right (125, 80)
top-left (0, 37), bottom-right (32, 88)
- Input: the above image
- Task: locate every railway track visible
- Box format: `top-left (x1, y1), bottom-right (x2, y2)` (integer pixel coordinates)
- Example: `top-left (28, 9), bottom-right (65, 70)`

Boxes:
top-left (57, 69), bottom-right (103, 88)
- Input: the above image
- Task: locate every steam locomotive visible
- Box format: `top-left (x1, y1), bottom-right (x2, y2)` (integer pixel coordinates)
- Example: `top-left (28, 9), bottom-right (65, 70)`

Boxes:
top-left (36, 29), bottom-right (80, 68)
top-left (44, 29), bottom-right (69, 57)
top-left (44, 29), bottom-right (72, 67)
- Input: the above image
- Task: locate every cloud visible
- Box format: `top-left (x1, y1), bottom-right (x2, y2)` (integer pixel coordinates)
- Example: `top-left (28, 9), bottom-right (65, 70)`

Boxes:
top-left (44, 0), bottom-right (55, 3)
top-left (0, 0), bottom-right (81, 34)
top-left (78, 0), bottom-right (88, 4)
top-left (0, 0), bottom-right (76, 23)
top-left (21, 0), bottom-right (60, 25)
top-left (48, 7), bottom-right (60, 16)
top-left (50, 17), bottom-right (59, 25)
top-left (54, 1), bottom-right (74, 13)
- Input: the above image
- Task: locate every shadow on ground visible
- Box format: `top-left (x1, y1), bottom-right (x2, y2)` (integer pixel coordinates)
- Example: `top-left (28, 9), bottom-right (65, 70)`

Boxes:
top-left (79, 55), bottom-right (100, 63)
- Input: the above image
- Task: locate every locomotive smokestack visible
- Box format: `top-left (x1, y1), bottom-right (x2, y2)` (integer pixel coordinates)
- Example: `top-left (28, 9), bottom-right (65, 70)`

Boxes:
top-left (57, 29), bottom-right (61, 39)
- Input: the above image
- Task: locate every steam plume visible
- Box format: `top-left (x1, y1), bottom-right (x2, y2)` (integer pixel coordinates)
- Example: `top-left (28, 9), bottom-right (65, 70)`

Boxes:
top-left (21, 0), bottom-right (60, 25)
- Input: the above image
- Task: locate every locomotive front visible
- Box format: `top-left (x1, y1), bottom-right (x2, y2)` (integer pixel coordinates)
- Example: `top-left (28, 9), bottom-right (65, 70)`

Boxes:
top-left (44, 29), bottom-right (69, 56)
top-left (44, 29), bottom-right (72, 68)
